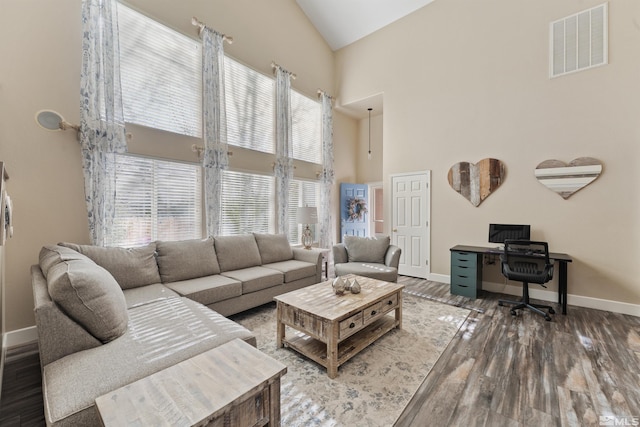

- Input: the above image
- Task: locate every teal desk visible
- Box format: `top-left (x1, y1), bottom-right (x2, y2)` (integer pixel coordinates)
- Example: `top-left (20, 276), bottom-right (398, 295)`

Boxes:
top-left (450, 245), bottom-right (572, 314)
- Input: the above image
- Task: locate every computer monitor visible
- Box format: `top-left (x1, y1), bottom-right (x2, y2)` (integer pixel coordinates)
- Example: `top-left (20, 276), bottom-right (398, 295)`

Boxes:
top-left (488, 224), bottom-right (530, 244)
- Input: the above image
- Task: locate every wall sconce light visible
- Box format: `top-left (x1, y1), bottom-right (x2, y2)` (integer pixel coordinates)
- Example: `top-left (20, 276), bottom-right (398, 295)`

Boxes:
top-left (367, 107), bottom-right (372, 161)
top-left (35, 110), bottom-right (80, 133)
top-left (296, 206), bottom-right (317, 249)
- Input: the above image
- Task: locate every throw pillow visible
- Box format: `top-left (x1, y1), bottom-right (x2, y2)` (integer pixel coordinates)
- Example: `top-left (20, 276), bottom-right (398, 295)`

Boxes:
top-left (253, 233), bottom-right (293, 264)
top-left (59, 242), bottom-right (161, 290)
top-left (214, 234), bottom-right (262, 272)
top-left (155, 237), bottom-right (220, 283)
top-left (47, 258), bottom-right (128, 343)
top-left (39, 245), bottom-right (91, 279)
top-left (344, 235), bottom-right (390, 264)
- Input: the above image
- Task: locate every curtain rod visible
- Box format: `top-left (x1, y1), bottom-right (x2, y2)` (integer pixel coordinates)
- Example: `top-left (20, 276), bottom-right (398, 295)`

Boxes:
top-left (271, 62), bottom-right (297, 80)
top-left (191, 17), bottom-right (233, 43)
top-left (317, 89), bottom-right (333, 100)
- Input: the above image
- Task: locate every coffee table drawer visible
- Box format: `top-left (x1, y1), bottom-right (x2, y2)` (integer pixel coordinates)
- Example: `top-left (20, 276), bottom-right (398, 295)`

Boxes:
top-left (363, 301), bottom-right (384, 324)
top-left (381, 293), bottom-right (398, 312)
top-left (339, 312), bottom-right (363, 339)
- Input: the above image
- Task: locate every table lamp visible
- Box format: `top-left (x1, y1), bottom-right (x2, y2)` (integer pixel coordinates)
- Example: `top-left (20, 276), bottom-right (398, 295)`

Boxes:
top-left (296, 206), bottom-right (317, 249)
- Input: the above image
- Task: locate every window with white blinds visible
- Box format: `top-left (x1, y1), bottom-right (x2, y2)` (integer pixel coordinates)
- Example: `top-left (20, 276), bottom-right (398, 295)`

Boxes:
top-left (291, 90), bottom-right (322, 164)
top-left (220, 170), bottom-right (274, 236)
top-left (287, 179), bottom-right (321, 245)
top-left (225, 57), bottom-right (274, 154)
top-left (118, 4), bottom-right (202, 137)
top-left (106, 155), bottom-right (202, 247)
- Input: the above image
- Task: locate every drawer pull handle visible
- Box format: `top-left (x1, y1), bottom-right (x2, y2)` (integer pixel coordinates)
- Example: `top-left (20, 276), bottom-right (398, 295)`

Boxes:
top-left (387, 300), bottom-right (393, 305)
top-left (459, 284), bottom-right (468, 288)
top-left (349, 322), bottom-right (356, 328)
top-left (371, 310), bottom-right (377, 316)
top-left (459, 275), bottom-right (468, 278)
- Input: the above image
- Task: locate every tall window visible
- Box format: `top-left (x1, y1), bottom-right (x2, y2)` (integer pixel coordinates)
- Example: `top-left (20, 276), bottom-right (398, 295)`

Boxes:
top-left (225, 57), bottom-right (274, 153)
top-left (220, 171), bottom-right (274, 235)
top-left (291, 90), bottom-right (321, 164)
top-left (107, 155), bottom-right (202, 247)
top-left (288, 179), bottom-right (321, 245)
top-left (118, 4), bottom-right (202, 137)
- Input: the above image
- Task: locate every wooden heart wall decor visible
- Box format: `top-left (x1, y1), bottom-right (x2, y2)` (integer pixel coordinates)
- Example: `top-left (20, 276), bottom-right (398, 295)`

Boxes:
top-left (534, 157), bottom-right (603, 199)
top-left (447, 158), bottom-right (505, 207)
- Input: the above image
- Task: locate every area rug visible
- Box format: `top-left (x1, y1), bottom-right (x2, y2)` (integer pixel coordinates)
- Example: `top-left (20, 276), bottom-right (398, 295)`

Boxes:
top-left (230, 292), bottom-right (470, 426)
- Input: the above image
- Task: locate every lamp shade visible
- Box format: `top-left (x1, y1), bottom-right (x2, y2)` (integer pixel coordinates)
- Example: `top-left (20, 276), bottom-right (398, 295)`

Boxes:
top-left (296, 206), bottom-right (317, 224)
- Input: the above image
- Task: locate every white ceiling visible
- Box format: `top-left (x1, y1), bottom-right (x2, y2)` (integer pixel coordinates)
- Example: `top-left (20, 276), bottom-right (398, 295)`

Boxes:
top-left (296, 0), bottom-right (435, 51)
top-left (296, 0), bottom-right (435, 118)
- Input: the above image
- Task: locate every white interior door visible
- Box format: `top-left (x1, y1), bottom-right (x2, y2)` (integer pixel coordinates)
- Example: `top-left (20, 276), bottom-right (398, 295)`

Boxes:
top-left (391, 171), bottom-right (430, 279)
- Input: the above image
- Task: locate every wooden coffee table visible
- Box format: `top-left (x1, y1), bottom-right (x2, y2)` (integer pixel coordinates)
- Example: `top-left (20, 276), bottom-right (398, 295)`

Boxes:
top-left (95, 339), bottom-right (286, 426)
top-left (274, 274), bottom-right (404, 378)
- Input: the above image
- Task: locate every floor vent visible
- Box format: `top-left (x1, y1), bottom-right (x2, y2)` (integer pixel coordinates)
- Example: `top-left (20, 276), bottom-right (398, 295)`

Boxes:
top-left (550, 2), bottom-right (608, 78)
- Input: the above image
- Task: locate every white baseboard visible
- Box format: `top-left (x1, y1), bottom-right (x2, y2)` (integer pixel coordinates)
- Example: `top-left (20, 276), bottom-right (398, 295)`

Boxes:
top-left (431, 275), bottom-right (640, 317)
top-left (4, 326), bottom-right (38, 348)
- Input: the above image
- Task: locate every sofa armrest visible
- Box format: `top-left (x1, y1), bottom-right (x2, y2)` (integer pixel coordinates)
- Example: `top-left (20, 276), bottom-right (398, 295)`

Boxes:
top-left (31, 265), bottom-right (102, 366)
top-left (292, 247), bottom-right (322, 265)
top-left (332, 244), bottom-right (348, 264)
top-left (385, 245), bottom-right (402, 268)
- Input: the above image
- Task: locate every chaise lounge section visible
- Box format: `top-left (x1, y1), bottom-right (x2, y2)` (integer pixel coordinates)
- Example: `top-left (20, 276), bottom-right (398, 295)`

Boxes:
top-left (32, 233), bottom-right (322, 426)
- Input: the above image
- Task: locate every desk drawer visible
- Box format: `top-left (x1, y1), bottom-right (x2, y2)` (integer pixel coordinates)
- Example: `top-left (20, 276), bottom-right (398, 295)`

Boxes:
top-left (451, 251), bottom-right (477, 268)
top-left (451, 282), bottom-right (477, 299)
top-left (451, 272), bottom-right (477, 288)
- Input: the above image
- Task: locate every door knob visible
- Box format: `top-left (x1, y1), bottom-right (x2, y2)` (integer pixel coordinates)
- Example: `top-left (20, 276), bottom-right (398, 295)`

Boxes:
top-left (392, 228), bottom-right (398, 232)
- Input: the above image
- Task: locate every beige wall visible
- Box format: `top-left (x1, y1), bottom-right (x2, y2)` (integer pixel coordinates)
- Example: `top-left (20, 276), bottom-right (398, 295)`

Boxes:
top-left (0, 0), bottom-right (354, 331)
top-left (336, 0), bottom-right (640, 304)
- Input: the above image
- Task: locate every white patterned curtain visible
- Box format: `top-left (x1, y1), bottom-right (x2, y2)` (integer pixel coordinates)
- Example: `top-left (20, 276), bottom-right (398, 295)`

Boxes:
top-left (274, 65), bottom-right (293, 235)
top-left (201, 28), bottom-right (229, 236)
top-left (318, 91), bottom-right (334, 250)
top-left (80, 0), bottom-right (127, 246)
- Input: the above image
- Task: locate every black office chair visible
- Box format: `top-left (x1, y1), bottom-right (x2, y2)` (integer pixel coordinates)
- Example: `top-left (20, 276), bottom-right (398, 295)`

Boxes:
top-left (498, 240), bottom-right (555, 321)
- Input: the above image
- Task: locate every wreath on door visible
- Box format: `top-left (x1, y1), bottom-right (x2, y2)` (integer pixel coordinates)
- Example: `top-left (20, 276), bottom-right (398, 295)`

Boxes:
top-left (347, 197), bottom-right (368, 221)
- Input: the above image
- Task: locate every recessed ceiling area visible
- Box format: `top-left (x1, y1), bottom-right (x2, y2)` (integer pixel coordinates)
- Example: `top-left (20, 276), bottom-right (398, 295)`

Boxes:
top-left (296, 0), bottom-right (436, 51)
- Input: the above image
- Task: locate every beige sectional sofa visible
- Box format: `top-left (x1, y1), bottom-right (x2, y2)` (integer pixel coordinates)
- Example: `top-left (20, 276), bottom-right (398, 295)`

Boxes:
top-left (32, 233), bottom-right (321, 426)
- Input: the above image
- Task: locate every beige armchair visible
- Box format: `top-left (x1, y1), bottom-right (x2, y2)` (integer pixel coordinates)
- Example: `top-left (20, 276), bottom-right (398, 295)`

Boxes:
top-left (332, 235), bottom-right (401, 283)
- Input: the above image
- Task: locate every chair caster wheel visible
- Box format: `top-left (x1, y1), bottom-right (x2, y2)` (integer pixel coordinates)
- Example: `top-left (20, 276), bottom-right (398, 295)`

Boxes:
top-left (548, 308), bottom-right (555, 314)
top-left (510, 310), bottom-right (517, 316)
top-left (544, 315), bottom-right (551, 321)
top-left (499, 302), bottom-right (504, 307)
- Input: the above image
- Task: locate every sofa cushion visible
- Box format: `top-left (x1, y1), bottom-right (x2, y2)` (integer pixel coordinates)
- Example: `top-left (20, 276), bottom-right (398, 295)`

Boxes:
top-left (47, 258), bottom-right (128, 343)
top-left (39, 245), bottom-right (91, 278)
top-left (41, 297), bottom-right (256, 426)
top-left (59, 242), bottom-right (161, 290)
top-left (335, 262), bottom-right (398, 283)
top-left (214, 235), bottom-right (262, 272)
top-left (253, 233), bottom-right (293, 264)
top-left (263, 260), bottom-right (316, 283)
top-left (344, 235), bottom-right (390, 264)
top-left (221, 266), bottom-right (283, 294)
top-left (165, 275), bottom-right (242, 306)
top-left (122, 284), bottom-right (179, 309)
top-left (156, 237), bottom-right (220, 283)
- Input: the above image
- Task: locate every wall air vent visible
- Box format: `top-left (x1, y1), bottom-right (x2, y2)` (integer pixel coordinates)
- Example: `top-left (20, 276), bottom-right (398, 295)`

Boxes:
top-left (550, 2), bottom-right (608, 78)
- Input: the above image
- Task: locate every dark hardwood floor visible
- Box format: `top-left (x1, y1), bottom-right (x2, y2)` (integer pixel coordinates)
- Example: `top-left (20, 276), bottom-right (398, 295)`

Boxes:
top-left (1, 277), bottom-right (638, 426)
